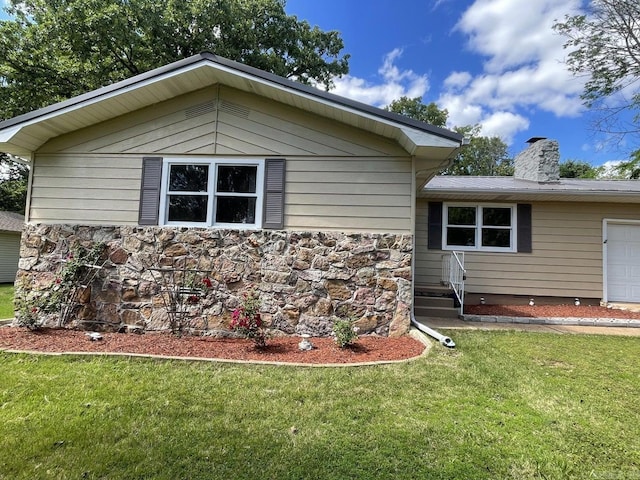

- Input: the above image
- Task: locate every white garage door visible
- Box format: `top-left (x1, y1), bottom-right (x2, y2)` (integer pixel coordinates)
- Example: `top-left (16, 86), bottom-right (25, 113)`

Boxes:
top-left (607, 223), bottom-right (640, 302)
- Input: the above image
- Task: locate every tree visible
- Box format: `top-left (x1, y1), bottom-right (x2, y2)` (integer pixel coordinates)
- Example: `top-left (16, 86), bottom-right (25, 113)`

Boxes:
top-left (612, 151), bottom-right (640, 179)
top-left (443, 125), bottom-right (513, 176)
top-left (386, 98), bottom-right (513, 176)
top-left (554, 1), bottom-right (640, 144)
top-left (0, 0), bottom-right (349, 119)
top-left (559, 160), bottom-right (602, 178)
top-left (0, 154), bottom-right (28, 213)
top-left (385, 96), bottom-right (448, 127)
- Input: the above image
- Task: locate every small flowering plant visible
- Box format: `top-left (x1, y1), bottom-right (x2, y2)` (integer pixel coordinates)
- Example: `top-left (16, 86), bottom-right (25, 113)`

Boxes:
top-left (332, 317), bottom-right (359, 348)
top-left (184, 276), bottom-right (213, 304)
top-left (230, 289), bottom-right (267, 348)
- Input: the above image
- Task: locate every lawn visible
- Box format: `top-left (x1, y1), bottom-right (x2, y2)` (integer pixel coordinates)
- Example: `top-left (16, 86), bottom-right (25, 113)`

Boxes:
top-left (1, 331), bottom-right (639, 479)
top-left (0, 283), bottom-right (14, 319)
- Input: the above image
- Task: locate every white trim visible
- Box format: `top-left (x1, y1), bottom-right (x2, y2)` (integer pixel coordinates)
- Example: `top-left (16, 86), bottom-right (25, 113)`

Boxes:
top-left (442, 202), bottom-right (517, 253)
top-left (0, 61), bottom-right (461, 156)
top-left (159, 157), bottom-right (265, 229)
top-left (602, 218), bottom-right (640, 303)
top-left (4, 63), bottom-right (209, 134)
top-left (209, 63), bottom-right (459, 149)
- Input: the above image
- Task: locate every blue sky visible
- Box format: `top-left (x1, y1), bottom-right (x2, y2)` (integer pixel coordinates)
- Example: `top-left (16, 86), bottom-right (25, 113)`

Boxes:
top-left (0, 0), bottom-right (633, 166)
top-left (285, 0), bottom-right (633, 167)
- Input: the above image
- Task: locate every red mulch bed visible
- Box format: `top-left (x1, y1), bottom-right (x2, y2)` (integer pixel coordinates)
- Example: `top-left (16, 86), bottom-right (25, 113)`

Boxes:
top-left (465, 304), bottom-right (640, 319)
top-left (0, 327), bottom-right (426, 365)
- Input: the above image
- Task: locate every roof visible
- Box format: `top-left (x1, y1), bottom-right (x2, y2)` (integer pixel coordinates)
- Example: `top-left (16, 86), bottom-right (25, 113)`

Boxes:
top-left (0, 52), bottom-right (463, 159)
top-left (423, 176), bottom-right (640, 203)
top-left (0, 211), bottom-right (24, 232)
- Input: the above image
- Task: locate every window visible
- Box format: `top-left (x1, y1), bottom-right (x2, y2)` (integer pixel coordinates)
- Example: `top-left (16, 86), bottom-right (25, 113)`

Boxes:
top-left (160, 159), bottom-right (264, 228)
top-left (443, 204), bottom-right (516, 252)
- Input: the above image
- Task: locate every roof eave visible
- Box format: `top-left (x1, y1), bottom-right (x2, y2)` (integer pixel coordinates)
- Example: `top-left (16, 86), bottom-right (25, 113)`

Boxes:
top-left (0, 52), bottom-right (463, 157)
top-left (421, 187), bottom-right (640, 202)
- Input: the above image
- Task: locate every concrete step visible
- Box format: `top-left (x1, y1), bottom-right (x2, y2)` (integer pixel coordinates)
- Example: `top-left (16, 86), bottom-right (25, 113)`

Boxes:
top-left (415, 283), bottom-right (454, 297)
top-left (415, 295), bottom-right (455, 308)
top-left (414, 305), bottom-right (461, 319)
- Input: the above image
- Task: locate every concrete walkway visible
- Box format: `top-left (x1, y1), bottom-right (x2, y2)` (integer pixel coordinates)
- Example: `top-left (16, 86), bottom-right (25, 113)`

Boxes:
top-left (427, 317), bottom-right (640, 337)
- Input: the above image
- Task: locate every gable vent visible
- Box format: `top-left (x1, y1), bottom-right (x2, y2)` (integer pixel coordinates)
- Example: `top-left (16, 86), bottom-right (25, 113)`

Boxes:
top-left (185, 101), bottom-right (216, 119)
top-left (220, 100), bottom-right (250, 119)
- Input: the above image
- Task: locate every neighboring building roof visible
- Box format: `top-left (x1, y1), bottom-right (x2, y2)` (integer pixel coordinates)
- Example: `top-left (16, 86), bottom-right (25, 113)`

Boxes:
top-left (422, 176), bottom-right (640, 203)
top-left (0, 211), bottom-right (24, 232)
top-left (0, 52), bottom-right (463, 160)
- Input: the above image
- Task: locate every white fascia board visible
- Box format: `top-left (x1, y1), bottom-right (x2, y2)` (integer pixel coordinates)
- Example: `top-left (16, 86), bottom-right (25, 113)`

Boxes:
top-left (208, 62), bottom-right (461, 151)
top-left (0, 58), bottom-right (462, 155)
top-left (399, 127), bottom-right (462, 152)
top-left (0, 62), bottom-right (213, 153)
top-left (0, 125), bottom-right (22, 143)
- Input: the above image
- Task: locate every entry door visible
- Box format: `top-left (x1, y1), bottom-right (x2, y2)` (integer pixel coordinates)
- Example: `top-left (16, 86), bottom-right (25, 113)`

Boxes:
top-left (607, 223), bottom-right (640, 302)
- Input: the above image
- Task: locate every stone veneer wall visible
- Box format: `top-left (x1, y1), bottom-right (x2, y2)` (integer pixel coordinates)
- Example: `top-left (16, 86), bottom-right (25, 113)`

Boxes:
top-left (15, 224), bottom-right (413, 337)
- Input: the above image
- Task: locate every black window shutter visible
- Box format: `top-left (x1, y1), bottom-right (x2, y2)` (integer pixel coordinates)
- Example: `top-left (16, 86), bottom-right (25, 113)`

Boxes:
top-left (517, 204), bottom-right (532, 253)
top-left (263, 158), bottom-right (286, 229)
top-left (138, 157), bottom-right (163, 226)
top-left (427, 202), bottom-right (443, 250)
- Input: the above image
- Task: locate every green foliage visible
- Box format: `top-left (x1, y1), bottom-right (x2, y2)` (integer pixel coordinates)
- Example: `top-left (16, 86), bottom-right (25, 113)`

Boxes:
top-left (554, 1), bottom-right (640, 107)
top-left (443, 125), bottom-right (513, 176)
top-left (0, 0), bottom-right (349, 119)
top-left (2, 331), bottom-right (640, 478)
top-left (385, 96), bottom-right (448, 127)
top-left (385, 99), bottom-right (513, 177)
top-left (554, 1), bottom-right (640, 143)
top-left (332, 317), bottom-right (358, 348)
top-left (0, 283), bottom-right (14, 319)
top-left (0, 154), bottom-right (28, 213)
top-left (559, 159), bottom-right (602, 178)
top-left (612, 150), bottom-right (640, 179)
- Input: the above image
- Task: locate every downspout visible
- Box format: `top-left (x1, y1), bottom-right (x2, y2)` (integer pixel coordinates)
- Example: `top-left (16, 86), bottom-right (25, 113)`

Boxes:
top-left (410, 152), bottom-right (457, 349)
top-left (411, 312), bottom-right (455, 348)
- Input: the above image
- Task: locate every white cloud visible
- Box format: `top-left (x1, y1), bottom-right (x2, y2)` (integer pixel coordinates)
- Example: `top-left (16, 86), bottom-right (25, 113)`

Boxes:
top-left (444, 71), bottom-right (472, 91)
top-left (480, 111), bottom-right (530, 142)
top-left (321, 0), bottom-right (589, 146)
top-left (437, 0), bottom-right (586, 144)
top-left (330, 49), bottom-right (429, 108)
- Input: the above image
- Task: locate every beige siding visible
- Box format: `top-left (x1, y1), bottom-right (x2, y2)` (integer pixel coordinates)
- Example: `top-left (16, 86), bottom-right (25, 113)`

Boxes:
top-left (39, 88), bottom-right (219, 155)
top-left (29, 153), bottom-right (412, 233)
top-left (285, 157), bottom-right (412, 232)
top-left (30, 85), bottom-right (415, 233)
top-left (416, 200), bottom-right (640, 298)
top-left (30, 154), bottom-right (142, 225)
top-left (39, 86), bottom-right (406, 158)
top-left (0, 232), bottom-right (21, 283)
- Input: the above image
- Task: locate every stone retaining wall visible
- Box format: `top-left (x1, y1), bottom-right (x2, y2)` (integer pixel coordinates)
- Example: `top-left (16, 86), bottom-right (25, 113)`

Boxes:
top-left (15, 224), bottom-right (413, 337)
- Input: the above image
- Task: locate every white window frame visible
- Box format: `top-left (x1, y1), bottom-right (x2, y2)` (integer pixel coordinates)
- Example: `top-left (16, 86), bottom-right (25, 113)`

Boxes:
top-left (159, 158), bottom-right (265, 229)
top-left (442, 203), bottom-right (517, 253)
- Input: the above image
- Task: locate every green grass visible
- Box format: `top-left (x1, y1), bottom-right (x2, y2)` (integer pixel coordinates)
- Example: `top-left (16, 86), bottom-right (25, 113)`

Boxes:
top-left (0, 283), bottom-right (14, 319)
top-left (1, 331), bottom-right (639, 479)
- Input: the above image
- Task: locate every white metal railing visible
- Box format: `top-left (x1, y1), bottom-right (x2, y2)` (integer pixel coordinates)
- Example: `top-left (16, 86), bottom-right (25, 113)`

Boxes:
top-left (441, 251), bottom-right (466, 314)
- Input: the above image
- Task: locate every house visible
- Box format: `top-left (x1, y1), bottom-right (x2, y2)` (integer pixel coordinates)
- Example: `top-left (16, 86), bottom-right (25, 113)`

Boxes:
top-left (0, 52), bottom-right (464, 335)
top-left (419, 138), bottom-right (640, 308)
top-left (0, 211), bottom-right (24, 283)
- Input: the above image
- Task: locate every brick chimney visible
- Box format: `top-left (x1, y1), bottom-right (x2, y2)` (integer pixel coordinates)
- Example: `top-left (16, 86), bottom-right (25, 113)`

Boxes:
top-left (514, 137), bottom-right (560, 183)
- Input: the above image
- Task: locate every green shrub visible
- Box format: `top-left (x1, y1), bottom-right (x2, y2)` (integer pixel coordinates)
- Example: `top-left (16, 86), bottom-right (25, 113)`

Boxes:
top-left (332, 318), bottom-right (358, 348)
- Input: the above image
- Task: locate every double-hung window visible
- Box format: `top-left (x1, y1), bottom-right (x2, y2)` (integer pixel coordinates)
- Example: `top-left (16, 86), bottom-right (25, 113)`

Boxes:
top-left (160, 158), bottom-right (264, 228)
top-left (443, 204), bottom-right (516, 252)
